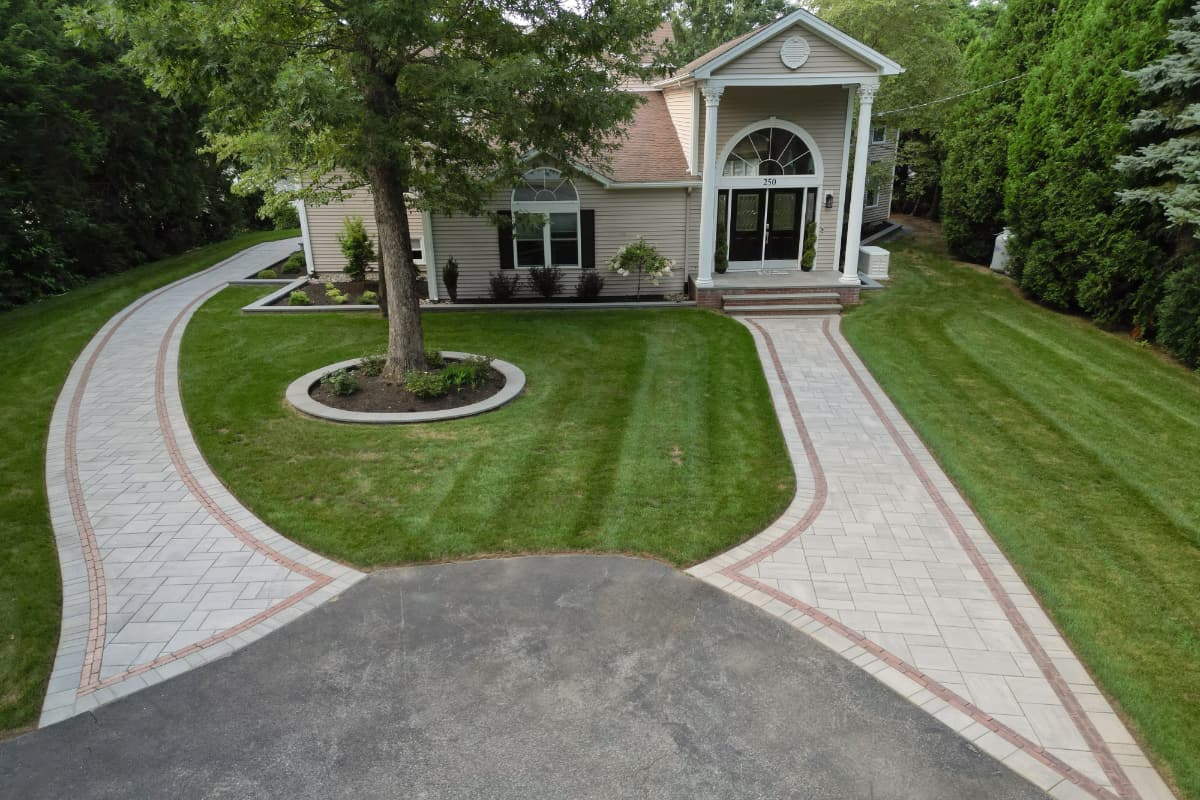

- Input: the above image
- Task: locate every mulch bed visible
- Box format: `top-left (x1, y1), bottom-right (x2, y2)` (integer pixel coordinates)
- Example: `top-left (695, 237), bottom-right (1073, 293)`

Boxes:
top-left (310, 363), bottom-right (506, 413)
top-left (271, 279), bottom-right (431, 306)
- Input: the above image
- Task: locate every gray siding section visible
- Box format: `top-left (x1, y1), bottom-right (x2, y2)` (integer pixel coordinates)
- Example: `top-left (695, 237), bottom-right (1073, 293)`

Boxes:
top-left (697, 85), bottom-right (852, 273)
top-left (305, 184), bottom-right (424, 277)
top-left (714, 25), bottom-right (875, 77)
top-left (863, 132), bottom-right (898, 226)
top-left (663, 86), bottom-right (695, 173)
top-left (431, 176), bottom-right (695, 300)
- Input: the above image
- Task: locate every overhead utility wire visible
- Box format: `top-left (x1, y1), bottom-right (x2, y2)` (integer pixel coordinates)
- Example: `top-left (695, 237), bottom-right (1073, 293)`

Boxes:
top-left (873, 72), bottom-right (1030, 118)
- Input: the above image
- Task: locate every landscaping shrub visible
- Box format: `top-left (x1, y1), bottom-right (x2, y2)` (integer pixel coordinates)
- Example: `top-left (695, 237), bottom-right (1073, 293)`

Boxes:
top-left (424, 350), bottom-right (446, 369)
top-left (337, 216), bottom-right (375, 281)
top-left (359, 352), bottom-right (385, 377)
top-left (281, 251), bottom-right (306, 274)
top-left (801, 224), bottom-right (816, 271)
top-left (443, 355), bottom-right (493, 390)
top-left (288, 290), bottom-right (312, 306)
top-left (361, 290), bottom-right (378, 304)
top-left (575, 270), bottom-right (604, 301)
top-left (526, 264), bottom-right (563, 299)
top-left (489, 271), bottom-right (520, 301)
top-left (1157, 262), bottom-right (1200, 368)
top-left (444, 257), bottom-right (459, 301)
top-left (256, 269), bottom-right (278, 279)
top-left (321, 368), bottom-right (358, 396)
top-left (325, 282), bottom-right (349, 304)
top-left (403, 370), bottom-right (449, 399)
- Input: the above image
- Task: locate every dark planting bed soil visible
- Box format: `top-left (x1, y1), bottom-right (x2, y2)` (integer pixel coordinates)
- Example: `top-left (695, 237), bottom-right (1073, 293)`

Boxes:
top-left (272, 279), bottom-right (430, 306)
top-left (310, 364), bottom-right (506, 413)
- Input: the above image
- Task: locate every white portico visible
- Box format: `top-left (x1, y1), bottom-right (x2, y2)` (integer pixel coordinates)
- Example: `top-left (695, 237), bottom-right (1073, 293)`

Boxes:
top-left (669, 9), bottom-right (902, 291)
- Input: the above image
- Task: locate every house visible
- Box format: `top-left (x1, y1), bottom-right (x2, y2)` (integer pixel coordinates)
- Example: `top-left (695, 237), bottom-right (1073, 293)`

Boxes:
top-left (295, 9), bottom-right (902, 307)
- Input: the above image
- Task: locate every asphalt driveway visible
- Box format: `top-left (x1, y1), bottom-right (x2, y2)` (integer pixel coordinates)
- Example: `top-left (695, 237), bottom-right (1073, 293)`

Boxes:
top-left (0, 556), bottom-right (1047, 799)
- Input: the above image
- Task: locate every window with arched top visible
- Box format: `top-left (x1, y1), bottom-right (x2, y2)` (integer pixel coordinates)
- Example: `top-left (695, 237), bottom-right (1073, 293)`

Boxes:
top-left (722, 128), bottom-right (815, 177)
top-left (511, 168), bottom-right (580, 267)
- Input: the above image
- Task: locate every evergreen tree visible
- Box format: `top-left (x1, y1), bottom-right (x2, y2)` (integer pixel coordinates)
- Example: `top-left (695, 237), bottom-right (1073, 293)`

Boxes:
top-left (1004, 0), bottom-right (1183, 328)
top-left (940, 0), bottom-right (1057, 263)
top-left (1117, 3), bottom-right (1200, 364)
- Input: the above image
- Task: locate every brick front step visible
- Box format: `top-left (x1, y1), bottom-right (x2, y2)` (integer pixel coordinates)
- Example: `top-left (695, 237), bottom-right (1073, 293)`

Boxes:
top-left (724, 303), bottom-right (843, 316)
top-left (721, 292), bottom-right (842, 306)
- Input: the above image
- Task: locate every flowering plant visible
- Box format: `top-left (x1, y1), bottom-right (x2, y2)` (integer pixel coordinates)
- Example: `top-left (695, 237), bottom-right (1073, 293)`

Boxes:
top-left (609, 238), bottom-right (673, 296)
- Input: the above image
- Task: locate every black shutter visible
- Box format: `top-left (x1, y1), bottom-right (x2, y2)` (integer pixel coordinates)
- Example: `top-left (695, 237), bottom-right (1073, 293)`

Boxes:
top-left (497, 210), bottom-right (514, 270)
top-left (580, 209), bottom-right (596, 269)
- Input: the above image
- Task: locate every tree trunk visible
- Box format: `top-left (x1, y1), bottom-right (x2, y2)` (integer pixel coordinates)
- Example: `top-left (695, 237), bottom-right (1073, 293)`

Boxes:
top-left (368, 161), bottom-right (426, 378)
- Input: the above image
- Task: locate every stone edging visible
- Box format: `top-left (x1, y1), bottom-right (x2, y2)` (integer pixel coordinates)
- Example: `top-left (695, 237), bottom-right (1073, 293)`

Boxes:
top-left (286, 351), bottom-right (526, 424)
top-left (240, 278), bottom-right (697, 315)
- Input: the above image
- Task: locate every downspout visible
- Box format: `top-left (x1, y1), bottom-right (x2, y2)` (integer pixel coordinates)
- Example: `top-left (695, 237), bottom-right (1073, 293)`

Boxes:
top-left (294, 199), bottom-right (316, 277)
top-left (421, 210), bottom-right (439, 302)
top-left (683, 187), bottom-right (692, 289)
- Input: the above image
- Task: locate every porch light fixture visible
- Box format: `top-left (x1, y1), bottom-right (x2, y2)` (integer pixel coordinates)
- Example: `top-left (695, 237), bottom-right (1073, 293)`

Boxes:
top-left (824, 192), bottom-right (834, 209)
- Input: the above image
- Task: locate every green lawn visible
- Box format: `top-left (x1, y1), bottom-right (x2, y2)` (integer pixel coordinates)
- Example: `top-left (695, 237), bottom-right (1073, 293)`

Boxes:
top-left (180, 296), bottom-right (794, 567)
top-left (0, 229), bottom-right (299, 737)
top-left (843, 230), bottom-right (1200, 800)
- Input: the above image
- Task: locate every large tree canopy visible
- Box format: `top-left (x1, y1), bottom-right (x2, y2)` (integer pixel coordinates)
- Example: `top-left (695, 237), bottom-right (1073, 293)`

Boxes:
top-left (667, 0), bottom-right (791, 64)
top-left (0, 0), bottom-right (259, 310)
top-left (83, 0), bottom-right (668, 375)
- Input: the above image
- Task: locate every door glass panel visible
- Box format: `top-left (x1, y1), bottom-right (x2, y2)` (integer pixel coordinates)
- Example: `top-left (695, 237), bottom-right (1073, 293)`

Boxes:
top-left (735, 193), bottom-right (760, 232)
top-left (806, 188), bottom-right (818, 224)
top-left (772, 193), bottom-right (796, 232)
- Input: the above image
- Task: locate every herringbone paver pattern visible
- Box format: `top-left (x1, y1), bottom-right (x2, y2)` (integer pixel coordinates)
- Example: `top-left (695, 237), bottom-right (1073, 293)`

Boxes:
top-left (690, 316), bottom-right (1175, 800)
top-left (42, 240), bottom-right (363, 725)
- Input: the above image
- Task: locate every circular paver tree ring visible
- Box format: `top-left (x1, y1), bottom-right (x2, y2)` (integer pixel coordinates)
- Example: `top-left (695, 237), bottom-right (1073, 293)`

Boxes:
top-left (286, 351), bottom-right (525, 424)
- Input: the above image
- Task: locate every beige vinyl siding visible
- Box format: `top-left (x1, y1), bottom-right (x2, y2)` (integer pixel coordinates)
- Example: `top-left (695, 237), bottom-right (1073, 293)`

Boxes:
top-left (304, 184), bottom-right (424, 277)
top-left (714, 25), bottom-right (875, 77)
top-left (696, 85), bottom-right (851, 272)
top-left (430, 175), bottom-right (694, 300)
top-left (863, 134), bottom-right (897, 226)
top-left (662, 85), bottom-right (695, 173)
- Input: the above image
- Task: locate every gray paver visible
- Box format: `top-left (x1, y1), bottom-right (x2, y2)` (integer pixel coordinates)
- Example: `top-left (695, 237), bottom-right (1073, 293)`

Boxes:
top-left (687, 316), bottom-right (1175, 800)
top-left (40, 239), bottom-right (364, 726)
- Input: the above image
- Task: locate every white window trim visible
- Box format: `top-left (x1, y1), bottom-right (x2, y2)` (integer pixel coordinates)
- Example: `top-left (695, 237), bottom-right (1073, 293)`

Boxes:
top-left (865, 161), bottom-right (882, 209)
top-left (871, 126), bottom-right (887, 144)
top-left (411, 235), bottom-right (426, 266)
top-left (510, 203), bottom-right (582, 269)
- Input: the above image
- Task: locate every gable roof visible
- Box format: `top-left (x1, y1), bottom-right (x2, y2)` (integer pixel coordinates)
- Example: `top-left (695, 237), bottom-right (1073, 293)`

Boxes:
top-left (671, 8), bottom-right (903, 80)
top-left (591, 91), bottom-right (693, 183)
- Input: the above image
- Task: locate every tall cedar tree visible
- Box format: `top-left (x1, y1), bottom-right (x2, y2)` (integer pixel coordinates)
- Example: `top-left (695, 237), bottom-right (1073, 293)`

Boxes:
top-left (940, 0), bottom-right (1058, 263)
top-left (1004, 0), bottom-right (1184, 328)
top-left (82, 0), bottom-right (667, 377)
top-left (0, 0), bottom-right (258, 309)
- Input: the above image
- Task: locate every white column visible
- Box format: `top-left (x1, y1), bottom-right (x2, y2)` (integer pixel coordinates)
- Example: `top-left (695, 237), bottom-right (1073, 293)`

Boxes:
top-left (841, 83), bottom-right (877, 284)
top-left (696, 83), bottom-right (724, 289)
top-left (293, 199), bottom-right (315, 276)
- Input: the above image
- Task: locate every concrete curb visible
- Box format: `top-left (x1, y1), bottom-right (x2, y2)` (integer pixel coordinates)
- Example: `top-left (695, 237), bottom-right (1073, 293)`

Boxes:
top-left (285, 351), bottom-right (526, 424)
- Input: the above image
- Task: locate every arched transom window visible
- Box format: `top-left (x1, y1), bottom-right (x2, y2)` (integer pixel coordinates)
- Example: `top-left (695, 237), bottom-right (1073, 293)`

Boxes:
top-left (511, 168), bottom-right (580, 267)
top-left (722, 128), bottom-right (815, 177)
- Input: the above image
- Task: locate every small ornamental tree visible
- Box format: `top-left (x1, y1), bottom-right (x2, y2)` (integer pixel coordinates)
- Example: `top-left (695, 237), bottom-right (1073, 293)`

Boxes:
top-left (337, 216), bottom-right (375, 282)
top-left (80, 0), bottom-right (668, 379)
top-left (610, 237), bottom-right (673, 298)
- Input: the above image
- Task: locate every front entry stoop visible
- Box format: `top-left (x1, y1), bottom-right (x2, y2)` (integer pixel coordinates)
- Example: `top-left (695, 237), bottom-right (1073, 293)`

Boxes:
top-left (722, 290), bottom-right (843, 316)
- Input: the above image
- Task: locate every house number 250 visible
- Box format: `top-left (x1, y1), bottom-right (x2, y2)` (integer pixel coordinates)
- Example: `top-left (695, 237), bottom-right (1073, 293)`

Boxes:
top-left (761, 177), bottom-right (778, 186)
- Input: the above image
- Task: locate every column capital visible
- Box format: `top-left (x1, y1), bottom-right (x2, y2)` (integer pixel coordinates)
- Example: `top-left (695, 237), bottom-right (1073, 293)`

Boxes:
top-left (856, 84), bottom-right (878, 105)
top-left (702, 84), bottom-right (725, 106)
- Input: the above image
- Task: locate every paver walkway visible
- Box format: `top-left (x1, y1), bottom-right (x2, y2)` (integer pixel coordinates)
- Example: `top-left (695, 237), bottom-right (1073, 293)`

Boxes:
top-left (689, 316), bottom-right (1175, 800)
top-left (41, 239), bottom-right (363, 725)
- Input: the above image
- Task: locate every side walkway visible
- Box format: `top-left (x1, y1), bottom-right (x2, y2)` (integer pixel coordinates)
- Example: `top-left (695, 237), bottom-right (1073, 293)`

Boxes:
top-left (689, 316), bottom-right (1175, 800)
top-left (41, 239), bottom-right (364, 725)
